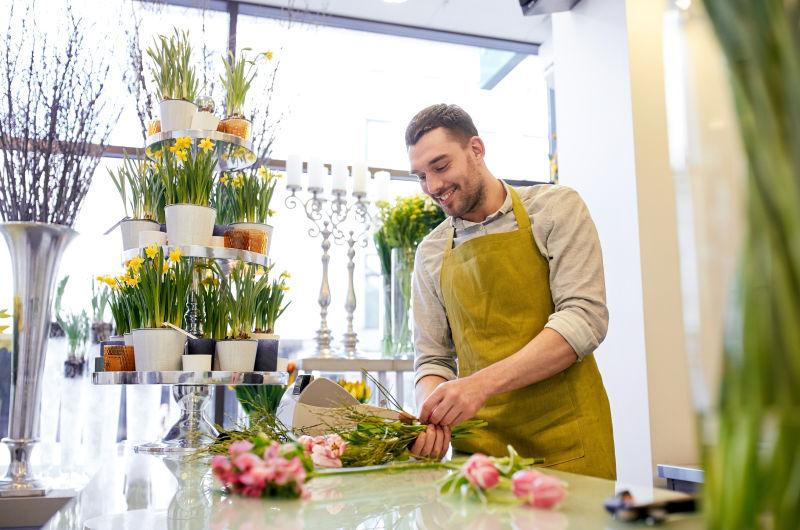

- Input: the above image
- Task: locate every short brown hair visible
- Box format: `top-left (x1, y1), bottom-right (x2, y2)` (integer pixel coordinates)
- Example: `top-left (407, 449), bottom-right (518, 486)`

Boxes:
top-left (405, 104), bottom-right (479, 147)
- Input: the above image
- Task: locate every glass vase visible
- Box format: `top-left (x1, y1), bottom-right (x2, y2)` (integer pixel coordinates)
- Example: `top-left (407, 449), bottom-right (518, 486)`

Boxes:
top-left (664, 1), bottom-right (800, 528)
top-left (381, 274), bottom-right (393, 358)
top-left (390, 247), bottom-right (415, 357)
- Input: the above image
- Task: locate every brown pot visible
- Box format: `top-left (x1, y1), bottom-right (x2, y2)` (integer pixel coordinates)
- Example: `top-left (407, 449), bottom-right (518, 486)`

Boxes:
top-left (147, 118), bottom-right (161, 136)
top-left (219, 116), bottom-right (252, 140)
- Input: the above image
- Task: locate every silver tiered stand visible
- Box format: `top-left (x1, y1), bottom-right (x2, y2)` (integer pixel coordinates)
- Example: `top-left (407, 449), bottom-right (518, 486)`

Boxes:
top-left (92, 371), bottom-right (287, 455)
top-left (92, 128), bottom-right (288, 456)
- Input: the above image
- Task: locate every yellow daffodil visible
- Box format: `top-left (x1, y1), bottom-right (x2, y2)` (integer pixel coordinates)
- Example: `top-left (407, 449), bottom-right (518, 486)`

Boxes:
top-left (245, 152), bottom-right (256, 163)
top-left (220, 152), bottom-right (229, 162)
top-left (280, 284), bottom-right (290, 292)
top-left (220, 174), bottom-right (230, 185)
top-left (145, 147), bottom-right (154, 158)
top-left (162, 262), bottom-right (170, 274)
top-left (257, 166), bottom-right (269, 179)
top-left (145, 244), bottom-right (159, 259)
top-left (199, 138), bottom-right (214, 152)
top-left (169, 248), bottom-right (183, 263)
top-left (169, 144), bottom-right (181, 154)
top-left (280, 271), bottom-right (291, 280)
top-left (125, 275), bottom-right (140, 287)
top-left (127, 256), bottom-right (145, 273)
top-left (175, 136), bottom-right (193, 150)
top-left (264, 50), bottom-right (274, 61)
top-left (232, 174), bottom-right (244, 188)
top-left (174, 149), bottom-right (188, 163)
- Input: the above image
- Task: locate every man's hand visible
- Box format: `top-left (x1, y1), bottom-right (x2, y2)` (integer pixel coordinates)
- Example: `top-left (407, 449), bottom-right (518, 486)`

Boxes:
top-left (418, 375), bottom-right (489, 427)
top-left (410, 424), bottom-right (451, 460)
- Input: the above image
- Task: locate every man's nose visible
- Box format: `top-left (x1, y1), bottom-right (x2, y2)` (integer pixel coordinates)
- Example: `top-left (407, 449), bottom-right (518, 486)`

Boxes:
top-left (424, 173), bottom-right (445, 196)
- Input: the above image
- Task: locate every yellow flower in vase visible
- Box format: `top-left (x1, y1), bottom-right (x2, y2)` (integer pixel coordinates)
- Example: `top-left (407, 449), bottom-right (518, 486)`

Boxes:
top-left (175, 136), bottom-right (193, 150)
top-left (145, 245), bottom-right (159, 259)
top-left (174, 149), bottom-right (189, 163)
top-left (199, 138), bottom-right (215, 152)
top-left (168, 248), bottom-right (183, 263)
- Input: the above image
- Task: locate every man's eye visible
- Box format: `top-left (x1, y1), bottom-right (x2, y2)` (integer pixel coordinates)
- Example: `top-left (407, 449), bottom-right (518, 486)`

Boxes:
top-left (434, 164), bottom-right (449, 172)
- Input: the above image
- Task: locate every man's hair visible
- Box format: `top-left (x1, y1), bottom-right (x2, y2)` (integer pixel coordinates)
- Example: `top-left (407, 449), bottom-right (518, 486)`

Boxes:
top-left (405, 104), bottom-right (479, 147)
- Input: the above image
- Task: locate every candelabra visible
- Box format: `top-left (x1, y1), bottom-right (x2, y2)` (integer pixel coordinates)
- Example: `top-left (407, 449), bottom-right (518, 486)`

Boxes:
top-left (286, 184), bottom-right (372, 358)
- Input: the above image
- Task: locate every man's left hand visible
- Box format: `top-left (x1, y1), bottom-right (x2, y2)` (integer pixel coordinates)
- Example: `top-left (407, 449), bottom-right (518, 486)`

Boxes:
top-left (418, 375), bottom-right (489, 427)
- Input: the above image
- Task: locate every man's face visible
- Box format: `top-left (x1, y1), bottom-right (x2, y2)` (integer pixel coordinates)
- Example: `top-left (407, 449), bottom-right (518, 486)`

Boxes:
top-left (408, 127), bottom-right (484, 219)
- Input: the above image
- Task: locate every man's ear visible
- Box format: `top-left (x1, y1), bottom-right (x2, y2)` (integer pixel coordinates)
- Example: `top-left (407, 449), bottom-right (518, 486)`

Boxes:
top-left (469, 136), bottom-right (485, 160)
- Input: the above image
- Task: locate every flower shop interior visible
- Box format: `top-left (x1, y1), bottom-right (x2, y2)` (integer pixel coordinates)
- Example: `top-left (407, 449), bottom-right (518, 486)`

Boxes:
top-left (0, 0), bottom-right (795, 529)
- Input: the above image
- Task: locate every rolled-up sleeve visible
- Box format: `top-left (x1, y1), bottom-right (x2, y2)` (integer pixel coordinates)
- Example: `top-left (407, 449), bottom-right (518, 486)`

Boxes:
top-left (539, 187), bottom-right (609, 359)
top-left (412, 240), bottom-right (458, 385)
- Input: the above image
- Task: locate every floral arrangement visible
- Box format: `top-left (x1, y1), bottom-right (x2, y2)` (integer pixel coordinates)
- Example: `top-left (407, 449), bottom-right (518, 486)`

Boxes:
top-left (298, 434), bottom-right (347, 469)
top-left (211, 436), bottom-right (312, 499)
top-left (338, 379), bottom-right (371, 404)
top-left (440, 446), bottom-right (565, 509)
top-left (224, 262), bottom-right (270, 339)
top-left (254, 270), bottom-right (290, 334)
top-left (96, 274), bottom-right (142, 336)
top-left (220, 48), bottom-right (271, 118)
top-left (156, 137), bottom-right (216, 206)
top-left (146, 29), bottom-right (198, 103)
top-left (109, 152), bottom-right (165, 222)
top-left (198, 270), bottom-right (227, 340)
top-left (216, 166), bottom-right (279, 225)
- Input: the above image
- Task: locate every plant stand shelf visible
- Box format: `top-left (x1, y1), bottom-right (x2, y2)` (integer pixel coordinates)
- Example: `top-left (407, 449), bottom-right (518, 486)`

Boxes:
top-left (145, 129), bottom-right (256, 172)
top-left (92, 370), bottom-right (287, 456)
top-left (120, 244), bottom-right (269, 267)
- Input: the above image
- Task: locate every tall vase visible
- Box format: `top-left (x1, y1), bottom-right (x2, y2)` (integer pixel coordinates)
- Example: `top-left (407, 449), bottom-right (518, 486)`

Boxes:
top-left (390, 247), bottom-right (415, 357)
top-left (380, 274), bottom-right (393, 358)
top-left (0, 222), bottom-right (76, 497)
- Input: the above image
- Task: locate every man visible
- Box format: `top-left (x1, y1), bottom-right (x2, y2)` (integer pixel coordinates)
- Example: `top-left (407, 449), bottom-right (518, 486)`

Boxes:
top-left (407, 104), bottom-right (616, 480)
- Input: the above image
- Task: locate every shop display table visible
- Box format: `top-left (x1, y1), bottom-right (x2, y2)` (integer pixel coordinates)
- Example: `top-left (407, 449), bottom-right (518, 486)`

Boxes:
top-left (39, 444), bottom-right (703, 529)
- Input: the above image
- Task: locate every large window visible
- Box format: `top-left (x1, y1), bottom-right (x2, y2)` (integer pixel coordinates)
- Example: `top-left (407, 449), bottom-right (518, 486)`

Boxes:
top-left (0, 0), bottom-right (550, 354)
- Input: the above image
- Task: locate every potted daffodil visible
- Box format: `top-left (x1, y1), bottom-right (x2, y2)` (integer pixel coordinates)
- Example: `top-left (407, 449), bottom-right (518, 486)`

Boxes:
top-left (218, 49), bottom-right (272, 140)
top-left (110, 152), bottom-right (165, 251)
top-left (216, 263), bottom-right (268, 371)
top-left (251, 270), bottom-right (290, 371)
top-left (217, 165), bottom-right (279, 255)
top-left (147, 29), bottom-right (199, 132)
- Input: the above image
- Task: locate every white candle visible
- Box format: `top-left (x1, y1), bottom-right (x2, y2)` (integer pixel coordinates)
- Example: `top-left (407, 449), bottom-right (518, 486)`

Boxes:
top-left (331, 161), bottom-right (348, 193)
top-left (286, 154), bottom-right (302, 188)
top-left (308, 157), bottom-right (325, 190)
top-left (375, 170), bottom-right (391, 201)
top-left (352, 162), bottom-right (369, 195)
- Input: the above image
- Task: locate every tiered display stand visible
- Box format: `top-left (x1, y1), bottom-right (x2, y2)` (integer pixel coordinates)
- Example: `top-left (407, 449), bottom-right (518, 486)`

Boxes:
top-left (93, 128), bottom-right (287, 456)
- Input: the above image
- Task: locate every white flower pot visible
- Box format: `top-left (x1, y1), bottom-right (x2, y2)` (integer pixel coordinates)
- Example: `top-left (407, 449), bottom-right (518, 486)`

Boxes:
top-left (159, 99), bottom-right (198, 132)
top-left (132, 328), bottom-right (186, 371)
top-left (230, 222), bottom-right (274, 256)
top-left (190, 111), bottom-right (220, 131)
top-left (165, 204), bottom-right (216, 247)
top-left (120, 219), bottom-right (160, 251)
top-left (216, 340), bottom-right (257, 372)
top-left (123, 333), bottom-right (133, 347)
top-left (138, 230), bottom-right (167, 248)
top-left (182, 354), bottom-right (211, 371)
top-left (210, 235), bottom-right (225, 248)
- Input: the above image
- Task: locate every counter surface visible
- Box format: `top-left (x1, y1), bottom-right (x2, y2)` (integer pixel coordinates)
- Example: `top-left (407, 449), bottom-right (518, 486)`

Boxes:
top-left (42, 444), bottom-right (703, 529)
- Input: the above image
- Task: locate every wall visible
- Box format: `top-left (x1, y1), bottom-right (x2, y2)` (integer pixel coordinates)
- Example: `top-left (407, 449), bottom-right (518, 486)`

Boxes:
top-left (550, 0), bottom-right (698, 485)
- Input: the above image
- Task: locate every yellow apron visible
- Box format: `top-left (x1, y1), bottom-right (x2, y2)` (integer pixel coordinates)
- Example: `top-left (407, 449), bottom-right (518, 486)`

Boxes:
top-left (440, 186), bottom-right (616, 479)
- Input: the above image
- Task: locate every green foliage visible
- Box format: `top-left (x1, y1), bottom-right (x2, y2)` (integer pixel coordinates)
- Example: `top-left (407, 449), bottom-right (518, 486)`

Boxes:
top-left (90, 278), bottom-right (110, 323)
top-left (224, 263), bottom-right (269, 338)
top-left (146, 28), bottom-right (198, 102)
top-left (109, 152), bottom-right (165, 222)
top-left (220, 48), bottom-right (259, 117)
top-left (157, 138), bottom-right (216, 207)
top-left (217, 167), bottom-right (279, 224)
top-left (132, 247), bottom-right (192, 329)
top-left (373, 195), bottom-right (444, 276)
top-left (254, 270), bottom-right (290, 334)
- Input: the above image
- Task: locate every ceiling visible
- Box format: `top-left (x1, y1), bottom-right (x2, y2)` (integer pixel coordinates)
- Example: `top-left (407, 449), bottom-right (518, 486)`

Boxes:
top-left (244, 0), bottom-right (552, 45)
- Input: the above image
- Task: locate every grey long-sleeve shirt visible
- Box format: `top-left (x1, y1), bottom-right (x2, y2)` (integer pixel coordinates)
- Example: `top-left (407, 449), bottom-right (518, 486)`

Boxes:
top-left (412, 182), bottom-right (608, 386)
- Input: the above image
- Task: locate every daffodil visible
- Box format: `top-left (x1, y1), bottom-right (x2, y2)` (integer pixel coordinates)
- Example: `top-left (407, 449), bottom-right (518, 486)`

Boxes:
top-left (145, 245), bottom-right (159, 259)
top-left (175, 136), bottom-right (193, 150)
top-left (245, 152), bottom-right (256, 163)
top-left (199, 138), bottom-right (214, 152)
top-left (280, 284), bottom-right (290, 292)
top-left (174, 149), bottom-right (188, 163)
top-left (127, 256), bottom-right (145, 273)
top-left (169, 144), bottom-right (181, 154)
top-left (280, 271), bottom-right (291, 280)
top-left (220, 174), bottom-right (230, 186)
top-left (126, 275), bottom-right (140, 287)
top-left (232, 174), bottom-right (244, 188)
top-left (169, 248), bottom-right (183, 263)
top-left (145, 147), bottom-right (154, 158)
top-left (162, 262), bottom-right (170, 274)
top-left (257, 166), bottom-right (269, 179)
top-left (264, 50), bottom-right (274, 61)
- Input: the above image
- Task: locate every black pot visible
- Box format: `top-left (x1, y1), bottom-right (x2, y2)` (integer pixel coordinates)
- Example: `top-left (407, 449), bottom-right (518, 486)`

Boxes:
top-left (159, 223), bottom-right (167, 233)
top-left (254, 338), bottom-right (279, 371)
top-left (187, 338), bottom-right (216, 357)
top-left (49, 321), bottom-right (64, 338)
top-left (213, 224), bottom-right (230, 236)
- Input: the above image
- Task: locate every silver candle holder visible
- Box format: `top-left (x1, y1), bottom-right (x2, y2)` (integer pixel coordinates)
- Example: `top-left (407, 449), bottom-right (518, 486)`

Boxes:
top-left (285, 185), bottom-right (372, 358)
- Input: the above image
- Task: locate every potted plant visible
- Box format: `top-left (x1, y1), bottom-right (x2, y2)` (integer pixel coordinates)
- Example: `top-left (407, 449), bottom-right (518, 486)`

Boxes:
top-left (53, 276), bottom-right (90, 378)
top-left (130, 246), bottom-right (192, 371)
top-left (218, 49), bottom-right (271, 140)
top-left (216, 263), bottom-right (268, 371)
top-left (90, 278), bottom-right (113, 343)
top-left (159, 136), bottom-right (217, 246)
top-left (218, 166), bottom-right (278, 255)
top-left (252, 271), bottom-right (290, 371)
top-left (147, 29), bottom-right (199, 132)
top-left (110, 152), bottom-right (165, 250)
top-left (188, 263), bottom-right (227, 362)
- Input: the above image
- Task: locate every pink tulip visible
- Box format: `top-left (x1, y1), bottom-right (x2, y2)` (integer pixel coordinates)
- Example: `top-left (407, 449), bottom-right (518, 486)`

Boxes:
top-left (324, 434), bottom-right (347, 458)
top-left (512, 470), bottom-right (567, 508)
top-left (462, 454), bottom-right (500, 490)
top-left (229, 440), bottom-right (254, 457)
top-left (297, 435), bottom-right (315, 456)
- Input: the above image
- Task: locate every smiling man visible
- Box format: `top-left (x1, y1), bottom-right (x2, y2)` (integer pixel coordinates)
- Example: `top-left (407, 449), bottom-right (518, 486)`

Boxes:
top-left (407, 104), bottom-right (616, 480)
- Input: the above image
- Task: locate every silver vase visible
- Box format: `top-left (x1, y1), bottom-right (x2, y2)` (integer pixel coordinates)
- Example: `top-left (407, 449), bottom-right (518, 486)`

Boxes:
top-left (0, 222), bottom-right (77, 497)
